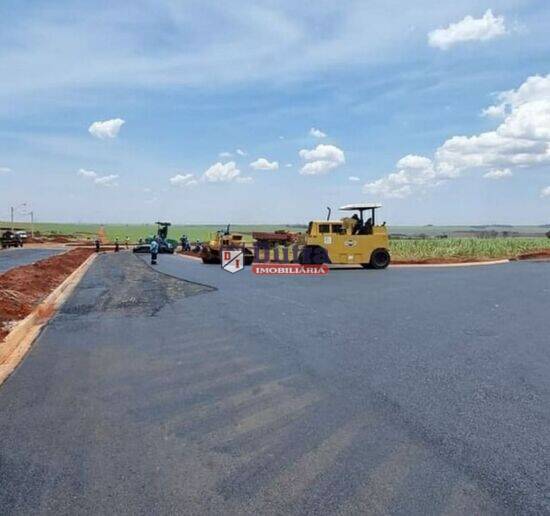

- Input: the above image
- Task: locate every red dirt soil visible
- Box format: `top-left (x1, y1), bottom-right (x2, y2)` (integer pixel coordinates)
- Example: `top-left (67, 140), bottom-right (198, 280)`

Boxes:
top-left (514, 249), bottom-right (550, 260)
top-left (0, 248), bottom-right (93, 341)
top-left (392, 257), bottom-right (500, 265)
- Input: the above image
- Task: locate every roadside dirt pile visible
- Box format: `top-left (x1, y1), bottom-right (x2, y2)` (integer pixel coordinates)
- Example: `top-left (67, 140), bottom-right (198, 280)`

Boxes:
top-left (0, 248), bottom-right (93, 341)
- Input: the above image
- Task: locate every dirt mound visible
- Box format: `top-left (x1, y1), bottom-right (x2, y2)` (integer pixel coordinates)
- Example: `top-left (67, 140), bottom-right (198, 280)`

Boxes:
top-left (0, 248), bottom-right (93, 341)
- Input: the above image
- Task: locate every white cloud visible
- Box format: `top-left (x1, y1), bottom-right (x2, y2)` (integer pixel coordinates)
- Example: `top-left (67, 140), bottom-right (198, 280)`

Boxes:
top-left (0, 166), bottom-right (12, 173)
top-left (364, 74), bottom-right (550, 198)
top-left (299, 144), bottom-right (345, 164)
top-left (482, 75), bottom-right (550, 120)
top-left (309, 127), bottom-right (327, 138)
top-left (236, 149), bottom-right (247, 156)
top-left (285, 163), bottom-right (293, 168)
top-left (250, 158), bottom-right (279, 170)
top-left (203, 161), bottom-right (241, 182)
top-left (541, 186), bottom-right (550, 197)
top-left (483, 168), bottom-right (513, 179)
top-left (77, 168), bottom-right (118, 187)
top-left (348, 176), bottom-right (360, 182)
top-left (88, 118), bottom-right (125, 139)
top-left (169, 173), bottom-right (198, 187)
top-left (94, 174), bottom-right (119, 187)
top-left (219, 151), bottom-right (233, 158)
top-left (428, 10), bottom-right (507, 50)
top-left (77, 168), bottom-right (98, 179)
top-left (300, 161), bottom-right (338, 175)
top-left (481, 104), bottom-right (507, 118)
top-left (236, 176), bottom-right (253, 184)
top-left (363, 155), bottom-right (437, 198)
top-left (299, 144), bottom-right (345, 175)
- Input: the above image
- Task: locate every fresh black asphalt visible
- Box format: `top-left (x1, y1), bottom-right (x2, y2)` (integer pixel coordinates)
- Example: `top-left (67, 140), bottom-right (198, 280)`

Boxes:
top-left (0, 248), bottom-right (65, 274)
top-left (0, 252), bottom-right (548, 514)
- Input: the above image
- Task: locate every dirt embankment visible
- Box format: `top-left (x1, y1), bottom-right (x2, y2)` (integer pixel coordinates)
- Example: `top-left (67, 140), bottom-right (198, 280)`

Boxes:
top-left (513, 249), bottom-right (550, 261)
top-left (0, 248), bottom-right (94, 341)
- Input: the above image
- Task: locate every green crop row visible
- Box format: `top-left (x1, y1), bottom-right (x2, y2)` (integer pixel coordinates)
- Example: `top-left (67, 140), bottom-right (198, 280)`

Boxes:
top-left (389, 238), bottom-right (550, 260)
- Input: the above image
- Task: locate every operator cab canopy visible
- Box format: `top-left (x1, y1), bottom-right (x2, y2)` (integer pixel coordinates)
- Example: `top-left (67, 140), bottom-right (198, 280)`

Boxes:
top-left (340, 203), bottom-right (382, 224)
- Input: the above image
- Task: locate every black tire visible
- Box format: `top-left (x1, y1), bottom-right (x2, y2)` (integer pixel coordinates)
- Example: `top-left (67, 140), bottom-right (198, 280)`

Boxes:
top-left (298, 245), bottom-right (330, 264)
top-left (369, 248), bottom-right (391, 269)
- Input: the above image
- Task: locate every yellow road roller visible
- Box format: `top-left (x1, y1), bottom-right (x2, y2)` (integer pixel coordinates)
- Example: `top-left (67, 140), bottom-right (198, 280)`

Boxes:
top-left (298, 203), bottom-right (390, 269)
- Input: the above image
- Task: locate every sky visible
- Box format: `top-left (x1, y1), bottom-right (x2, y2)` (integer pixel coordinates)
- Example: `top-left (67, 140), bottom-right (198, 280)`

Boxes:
top-left (1, 0), bottom-right (549, 225)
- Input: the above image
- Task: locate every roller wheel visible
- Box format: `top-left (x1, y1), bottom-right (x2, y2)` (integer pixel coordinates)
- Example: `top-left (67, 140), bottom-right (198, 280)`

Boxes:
top-left (369, 248), bottom-right (391, 269)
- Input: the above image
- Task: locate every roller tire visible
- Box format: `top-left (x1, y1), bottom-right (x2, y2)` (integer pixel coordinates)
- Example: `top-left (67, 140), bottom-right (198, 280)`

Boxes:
top-left (369, 248), bottom-right (391, 269)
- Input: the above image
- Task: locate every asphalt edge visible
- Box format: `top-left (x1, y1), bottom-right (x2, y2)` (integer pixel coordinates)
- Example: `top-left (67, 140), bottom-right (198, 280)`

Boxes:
top-left (134, 252), bottom-right (218, 292)
top-left (178, 251), bottom-right (514, 269)
top-left (0, 252), bottom-right (97, 387)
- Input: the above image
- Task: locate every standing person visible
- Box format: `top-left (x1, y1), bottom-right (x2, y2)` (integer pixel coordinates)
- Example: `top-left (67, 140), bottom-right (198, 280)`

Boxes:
top-left (114, 237), bottom-right (120, 252)
top-left (95, 239), bottom-right (101, 253)
top-left (150, 237), bottom-right (159, 265)
top-left (180, 235), bottom-right (188, 253)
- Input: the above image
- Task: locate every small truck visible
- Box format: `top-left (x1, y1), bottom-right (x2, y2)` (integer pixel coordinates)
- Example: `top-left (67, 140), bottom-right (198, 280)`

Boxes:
top-left (1, 229), bottom-right (24, 249)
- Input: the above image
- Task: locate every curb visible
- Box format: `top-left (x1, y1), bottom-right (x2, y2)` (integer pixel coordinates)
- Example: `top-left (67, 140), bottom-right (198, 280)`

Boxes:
top-left (0, 252), bottom-right (97, 387)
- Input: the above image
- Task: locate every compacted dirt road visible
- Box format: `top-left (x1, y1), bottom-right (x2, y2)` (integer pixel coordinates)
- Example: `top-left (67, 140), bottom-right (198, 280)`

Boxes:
top-left (0, 252), bottom-right (548, 514)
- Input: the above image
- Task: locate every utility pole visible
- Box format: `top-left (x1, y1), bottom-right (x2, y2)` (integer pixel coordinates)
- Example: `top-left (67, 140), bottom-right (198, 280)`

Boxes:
top-left (10, 203), bottom-right (27, 232)
top-left (30, 211), bottom-right (34, 238)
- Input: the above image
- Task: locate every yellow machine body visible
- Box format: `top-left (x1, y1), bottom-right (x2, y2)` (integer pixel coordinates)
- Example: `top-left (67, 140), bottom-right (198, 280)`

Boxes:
top-left (305, 219), bottom-right (389, 266)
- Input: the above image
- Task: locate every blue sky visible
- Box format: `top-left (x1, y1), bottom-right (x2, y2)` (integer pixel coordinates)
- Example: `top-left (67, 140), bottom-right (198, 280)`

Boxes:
top-left (1, 0), bottom-right (549, 225)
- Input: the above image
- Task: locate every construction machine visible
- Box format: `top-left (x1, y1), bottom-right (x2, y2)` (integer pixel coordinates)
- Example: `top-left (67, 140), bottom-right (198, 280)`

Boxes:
top-left (297, 203), bottom-right (390, 268)
top-left (201, 225), bottom-right (254, 265)
top-left (1, 228), bottom-right (24, 249)
top-left (133, 221), bottom-right (176, 254)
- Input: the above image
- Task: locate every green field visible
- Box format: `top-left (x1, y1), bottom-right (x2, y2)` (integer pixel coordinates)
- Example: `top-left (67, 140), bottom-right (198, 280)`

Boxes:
top-left (390, 238), bottom-right (550, 261)
top-left (0, 222), bottom-right (306, 243)
top-left (3, 221), bottom-right (549, 261)
top-left (3, 221), bottom-right (548, 241)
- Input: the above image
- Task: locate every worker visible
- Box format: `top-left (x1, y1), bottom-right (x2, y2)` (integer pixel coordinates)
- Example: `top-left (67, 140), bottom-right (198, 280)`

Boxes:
top-left (114, 238), bottom-right (120, 252)
top-left (180, 235), bottom-right (190, 252)
top-left (150, 237), bottom-right (159, 265)
top-left (362, 217), bottom-right (373, 235)
top-left (351, 213), bottom-right (361, 234)
top-left (95, 239), bottom-right (100, 252)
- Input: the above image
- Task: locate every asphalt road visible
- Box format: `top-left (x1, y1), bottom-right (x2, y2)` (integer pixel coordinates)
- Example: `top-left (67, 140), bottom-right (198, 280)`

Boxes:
top-left (0, 252), bottom-right (548, 515)
top-left (0, 247), bottom-right (65, 273)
